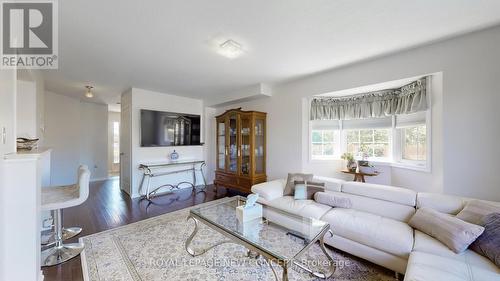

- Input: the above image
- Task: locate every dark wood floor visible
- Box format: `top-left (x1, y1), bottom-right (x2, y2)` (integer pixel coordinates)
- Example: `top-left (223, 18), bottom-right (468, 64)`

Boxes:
top-left (42, 178), bottom-right (241, 281)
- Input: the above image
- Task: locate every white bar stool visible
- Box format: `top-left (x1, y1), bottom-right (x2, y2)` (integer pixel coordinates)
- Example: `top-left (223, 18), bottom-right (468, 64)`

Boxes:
top-left (40, 165), bottom-right (90, 266)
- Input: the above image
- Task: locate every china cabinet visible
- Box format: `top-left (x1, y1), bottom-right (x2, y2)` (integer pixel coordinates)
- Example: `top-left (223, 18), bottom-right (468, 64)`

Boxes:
top-left (214, 108), bottom-right (267, 192)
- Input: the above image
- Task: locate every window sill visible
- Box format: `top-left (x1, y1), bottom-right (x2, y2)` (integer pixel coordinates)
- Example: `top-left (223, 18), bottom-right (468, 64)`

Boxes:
top-left (310, 157), bottom-right (341, 163)
top-left (308, 158), bottom-right (430, 172)
top-left (391, 161), bottom-right (431, 173)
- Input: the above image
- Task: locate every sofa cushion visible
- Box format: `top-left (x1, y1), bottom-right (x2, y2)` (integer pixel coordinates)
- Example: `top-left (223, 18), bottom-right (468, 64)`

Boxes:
top-left (413, 230), bottom-right (500, 273)
top-left (266, 196), bottom-right (331, 220)
top-left (318, 191), bottom-right (416, 222)
top-left (457, 200), bottom-right (500, 225)
top-left (417, 192), bottom-right (466, 214)
top-left (341, 182), bottom-right (416, 206)
top-left (300, 201), bottom-right (333, 220)
top-left (404, 251), bottom-right (500, 281)
top-left (314, 191), bottom-right (353, 208)
top-left (321, 208), bottom-right (414, 258)
top-left (409, 208), bottom-right (484, 254)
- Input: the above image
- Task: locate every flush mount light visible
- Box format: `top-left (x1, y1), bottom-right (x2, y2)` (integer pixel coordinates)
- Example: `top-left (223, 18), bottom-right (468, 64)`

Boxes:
top-left (217, 39), bottom-right (243, 59)
top-left (85, 85), bottom-right (94, 98)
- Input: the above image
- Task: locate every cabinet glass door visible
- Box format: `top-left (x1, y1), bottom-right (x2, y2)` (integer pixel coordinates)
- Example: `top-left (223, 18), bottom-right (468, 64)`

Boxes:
top-left (217, 119), bottom-right (225, 170)
top-left (255, 118), bottom-right (265, 174)
top-left (240, 115), bottom-right (251, 176)
top-left (228, 114), bottom-right (238, 173)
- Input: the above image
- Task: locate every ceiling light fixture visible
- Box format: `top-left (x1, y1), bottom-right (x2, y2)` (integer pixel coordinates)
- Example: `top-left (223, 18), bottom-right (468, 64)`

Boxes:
top-left (85, 85), bottom-right (94, 98)
top-left (217, 39), bottom-right (243, 59)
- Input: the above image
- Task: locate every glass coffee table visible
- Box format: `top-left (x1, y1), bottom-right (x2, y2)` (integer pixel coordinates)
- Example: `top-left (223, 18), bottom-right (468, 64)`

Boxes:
top-left (184, 196), bottom-right (335, 281)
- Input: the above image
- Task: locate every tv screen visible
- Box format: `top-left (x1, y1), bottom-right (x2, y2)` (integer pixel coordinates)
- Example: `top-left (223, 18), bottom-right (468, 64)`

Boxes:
top-left (140, 109), bottom-right (201, 147)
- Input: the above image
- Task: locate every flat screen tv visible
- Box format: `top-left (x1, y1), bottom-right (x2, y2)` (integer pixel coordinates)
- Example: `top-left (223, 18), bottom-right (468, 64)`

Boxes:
top-left (140, 109), bottom-right (201, 147)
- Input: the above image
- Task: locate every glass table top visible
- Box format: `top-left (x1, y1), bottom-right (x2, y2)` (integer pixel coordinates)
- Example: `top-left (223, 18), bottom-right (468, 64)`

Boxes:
top-left (190, 196), bottom-right (329, 260)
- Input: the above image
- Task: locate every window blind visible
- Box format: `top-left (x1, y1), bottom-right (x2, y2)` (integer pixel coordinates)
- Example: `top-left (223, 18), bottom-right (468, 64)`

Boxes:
top-left (342, 117), bottom-right (392, 130)
top-left (310, 120), bottom-right (341, 130)
top-left (395, 111), bottom-right (426, 128)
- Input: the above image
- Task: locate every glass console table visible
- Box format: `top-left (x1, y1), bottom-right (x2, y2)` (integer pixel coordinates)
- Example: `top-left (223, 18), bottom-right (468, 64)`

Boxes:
top-left (138, 160), bottom-right (206, 200)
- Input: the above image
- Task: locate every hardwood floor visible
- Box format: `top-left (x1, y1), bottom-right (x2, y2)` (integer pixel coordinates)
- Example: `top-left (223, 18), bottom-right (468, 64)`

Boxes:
top-left (42, 178), bottom-right (243, 281)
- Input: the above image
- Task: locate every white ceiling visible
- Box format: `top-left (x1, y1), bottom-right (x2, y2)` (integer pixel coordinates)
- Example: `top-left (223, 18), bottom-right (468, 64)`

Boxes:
top-left (318, 75), bottom-right (426, 97)
top-left (42, 0), bottom-right (500, 104)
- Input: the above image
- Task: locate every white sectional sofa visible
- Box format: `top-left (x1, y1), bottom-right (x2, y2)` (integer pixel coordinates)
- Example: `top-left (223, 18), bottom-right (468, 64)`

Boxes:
top-left (251, 177), bottom-right (500, 280)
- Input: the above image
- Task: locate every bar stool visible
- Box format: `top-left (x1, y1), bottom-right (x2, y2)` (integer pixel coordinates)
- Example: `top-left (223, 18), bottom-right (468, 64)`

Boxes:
top-left (41, 165), bottom-right (90, 266)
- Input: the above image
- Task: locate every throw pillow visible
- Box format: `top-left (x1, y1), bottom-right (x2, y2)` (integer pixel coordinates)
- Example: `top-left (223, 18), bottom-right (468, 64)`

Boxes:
top-left (314, 192), bottom-right (353, 209)
top-left (283, 173), bottom-right (313, 196)
top-left (470, 213), bottom-right (500, 267)
top-left (294, 180), bottom-right (325, 200)
top-left (456, 200), bottom-right (500, 225)
top-left (409, 208), bottom-right (485, 254)
top-left (294, 182), bottom-right (307, 200)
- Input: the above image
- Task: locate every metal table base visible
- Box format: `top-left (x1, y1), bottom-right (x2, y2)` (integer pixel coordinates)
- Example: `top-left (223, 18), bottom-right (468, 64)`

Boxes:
top-left (139, 160), bottom-right (207, 200)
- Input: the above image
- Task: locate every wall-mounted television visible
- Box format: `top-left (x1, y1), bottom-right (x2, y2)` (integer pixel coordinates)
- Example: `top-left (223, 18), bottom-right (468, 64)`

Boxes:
top-left (140, 109), bottom-right (201, 147)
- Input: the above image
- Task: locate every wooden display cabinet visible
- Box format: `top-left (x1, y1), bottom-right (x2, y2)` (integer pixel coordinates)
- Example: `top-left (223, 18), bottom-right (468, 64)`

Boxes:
top-left (214, 108), bottom-right (267, 193)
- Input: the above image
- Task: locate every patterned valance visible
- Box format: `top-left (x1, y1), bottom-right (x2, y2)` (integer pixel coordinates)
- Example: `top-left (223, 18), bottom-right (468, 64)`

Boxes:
top-left (310, 77), bottom-right (428, 120)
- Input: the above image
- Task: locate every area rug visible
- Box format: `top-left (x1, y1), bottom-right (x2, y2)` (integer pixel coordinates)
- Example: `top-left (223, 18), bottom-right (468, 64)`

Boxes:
top-left (80, 197), bottom-right (397, 281)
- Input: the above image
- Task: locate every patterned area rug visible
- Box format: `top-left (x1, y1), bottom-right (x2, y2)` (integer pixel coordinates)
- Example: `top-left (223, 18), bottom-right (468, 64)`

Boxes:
top-left (80, 198), bottom-right (397, 281)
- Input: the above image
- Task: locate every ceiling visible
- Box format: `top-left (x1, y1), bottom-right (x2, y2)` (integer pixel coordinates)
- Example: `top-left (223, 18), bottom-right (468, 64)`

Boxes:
top-left (42, 0), bottom-right (500, 105)
top-left (318, 75), bottom-right (426, 97)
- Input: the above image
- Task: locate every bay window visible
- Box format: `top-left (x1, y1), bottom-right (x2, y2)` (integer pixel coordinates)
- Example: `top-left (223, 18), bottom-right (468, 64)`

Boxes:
top-left (310, 120), bottom-right (341, 159)
top-left (311, 130), bottom-right (339, 158)
top-left (309, 76), bottom-right (431, 171)
top-left (402, 125), bottom-right (427, 161)
top-left (346, 129), bottom-right (391, 158)
top-left (394, 111), bottom-right (429, 169)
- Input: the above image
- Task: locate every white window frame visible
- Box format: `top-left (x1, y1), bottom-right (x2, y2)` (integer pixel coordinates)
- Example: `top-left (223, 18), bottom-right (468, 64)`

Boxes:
top-left (307, 76), bottom-right (432, 173)
top-left (392, 113), bottom-right (431, 172)
top-left (392, 77), bottom-right (432, 172)
top-left (310, 129), bottom-right (341, 160)
top-left (394, 122), bottom-right (430, 171)
top-left (340, 127), bottom-right (393, 162)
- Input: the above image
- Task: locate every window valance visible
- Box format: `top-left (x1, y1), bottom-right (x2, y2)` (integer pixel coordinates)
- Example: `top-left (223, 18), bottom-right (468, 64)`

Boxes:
top-left (310, 77), bottom-right (428, 121)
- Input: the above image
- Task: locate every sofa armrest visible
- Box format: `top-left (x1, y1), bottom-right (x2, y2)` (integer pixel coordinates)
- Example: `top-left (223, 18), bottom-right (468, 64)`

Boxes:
top-left (251, 179), bottom-right (286, 202)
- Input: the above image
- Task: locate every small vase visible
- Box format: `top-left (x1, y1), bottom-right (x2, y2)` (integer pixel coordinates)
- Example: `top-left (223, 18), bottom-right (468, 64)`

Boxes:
top-left (170, 150), bottom-right (179, 160)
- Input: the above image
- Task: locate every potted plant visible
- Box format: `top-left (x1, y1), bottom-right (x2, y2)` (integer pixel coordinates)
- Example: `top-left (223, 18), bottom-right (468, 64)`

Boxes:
top-left (341, 152), bottom-right (356, 171)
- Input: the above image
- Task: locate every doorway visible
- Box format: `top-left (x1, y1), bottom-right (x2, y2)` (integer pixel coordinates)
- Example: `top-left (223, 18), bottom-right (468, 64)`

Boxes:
top-left (108, 111), bottom-right (120, 178)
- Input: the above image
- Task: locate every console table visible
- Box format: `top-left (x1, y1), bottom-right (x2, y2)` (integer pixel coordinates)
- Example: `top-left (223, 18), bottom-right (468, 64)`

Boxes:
top-left (341, 169), bottom-right (379, 183)
top-left (139, 160), bottom-right (206, 200)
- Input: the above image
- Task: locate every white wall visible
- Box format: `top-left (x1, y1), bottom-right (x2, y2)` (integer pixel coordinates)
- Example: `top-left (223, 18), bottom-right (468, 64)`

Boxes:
top-left (44, 91), bottom-right (108, 185)
top-left (16, 80), bottom-right (37, 138)
top-left (0, 156), bottom-right (4, 281)
top-left (16, 70), bottom-right (46, 143)
top-left (44, 92), bottom-right (81, 185)
top-left (123, 88), bottom-right (209, 198)
top-left (0, 69), bottom-right (17, 155)
top-left (204, 107), bottom-right (217, 185)
top-left (213, 25), bottom-right (500, 201)
top-left (80, 101), bottom-right (109, 181)
top-left (0, 68), bottom-right (17, 281)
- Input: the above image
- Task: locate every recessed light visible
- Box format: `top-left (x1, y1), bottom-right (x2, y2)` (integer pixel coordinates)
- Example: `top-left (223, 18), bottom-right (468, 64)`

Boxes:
top-left (85, 85), bottom-right (94, 98)
top-left (217, 39), bottom-right (243, 59)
